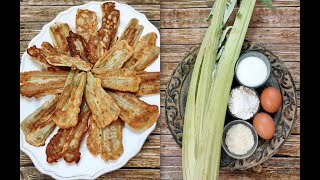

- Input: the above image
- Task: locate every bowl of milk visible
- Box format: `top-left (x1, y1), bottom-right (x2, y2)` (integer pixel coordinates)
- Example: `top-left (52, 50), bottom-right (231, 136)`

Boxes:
top-left (235, 51), bottom-right (271, 88)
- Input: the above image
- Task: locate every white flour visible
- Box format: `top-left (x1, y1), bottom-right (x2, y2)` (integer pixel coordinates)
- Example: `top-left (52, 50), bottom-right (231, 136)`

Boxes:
top-left (228, 86), bottom-right (260, 120)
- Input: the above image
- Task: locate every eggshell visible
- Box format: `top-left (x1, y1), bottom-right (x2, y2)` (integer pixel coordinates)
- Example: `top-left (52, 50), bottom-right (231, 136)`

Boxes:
top-left (261, 87), bottom-right (282, 113)
top-left (253, 112), bottom-right (275, 140)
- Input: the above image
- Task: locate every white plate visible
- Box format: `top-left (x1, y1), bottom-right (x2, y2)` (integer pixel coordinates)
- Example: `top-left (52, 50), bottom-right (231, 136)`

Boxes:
top-left (20, 1), bottom-right (160, 179)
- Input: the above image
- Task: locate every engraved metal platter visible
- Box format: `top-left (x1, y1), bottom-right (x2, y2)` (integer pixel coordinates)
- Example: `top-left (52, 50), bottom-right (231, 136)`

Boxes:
top-left (164, 41), bottom-right (297, 170)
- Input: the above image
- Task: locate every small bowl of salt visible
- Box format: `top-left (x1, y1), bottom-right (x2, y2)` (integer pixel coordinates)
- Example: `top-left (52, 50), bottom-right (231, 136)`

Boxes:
top-left (222, 120), bottom-right (258, 160)
top-left (235, 51), bottom-right (271, 88)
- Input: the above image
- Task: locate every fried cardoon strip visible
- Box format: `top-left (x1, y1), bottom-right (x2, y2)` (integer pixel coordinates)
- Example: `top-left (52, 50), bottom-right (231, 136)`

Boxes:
top-left (41, 42), bottom-right (59, 56)
top-left (46, 53), bottom-right (93, 71)
top-left (63, 102), bottom-right (90, 163)
top-left (46, 101), bottom-right (90, 163)
top-left (49, 22), bottom-right (71, 55)
top-left (20, 70), bottom-right (68, 98)
top-left (20, 95), bottom-right (59, 146)
top-left (134, 71), bottom-right (160, 96)
top-left (52, 70), bottom-right (86, 129)
top-left (86, 118), bottom-right (124, 161)
top-left (45, 127), bottom-right (70, 163)
top-left (86, 2), bottom-right (120, 64)
top-left (85, 72), bottom-right (120, 128)
top-left (87, 33), bottom-right (106, 64)
top-left (27, 45), bottom-right (61, 70)
top-left (93, 40), bottom-right (133, 69)
top-left (86, 119), bottom-right (103, 156)
top-left (67, 31), bottom-right (89, 61)
top-left (91, 68), bottom-right (141, 92)
top-left (119, 18), bottom-right (144, 47)
top-left (100, 119), bottom-right (124, 160)
top-left (76, 9), bottom-right (98, 42)
top-left (100, 2), bottom-right (120, 50)
top-left (130, 45), bottom-right (160, 71)
top-left (107, 91), bottom-right (159, 130)
top-left (122, 32), bottom-right (157, 68)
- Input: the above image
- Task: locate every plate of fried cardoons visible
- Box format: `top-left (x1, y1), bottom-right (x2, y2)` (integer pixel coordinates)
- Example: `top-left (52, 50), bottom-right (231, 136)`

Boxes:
top-left (20, 1), bottom-right (160, 179)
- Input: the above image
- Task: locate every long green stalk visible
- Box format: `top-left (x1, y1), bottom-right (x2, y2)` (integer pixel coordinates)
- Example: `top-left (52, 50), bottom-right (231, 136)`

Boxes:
top-left (182, 0), bottom-right (226, 179)
top-left (182, 0), bottom-right (256, 179)
top-left (203, 0), bottom-right (256, 179)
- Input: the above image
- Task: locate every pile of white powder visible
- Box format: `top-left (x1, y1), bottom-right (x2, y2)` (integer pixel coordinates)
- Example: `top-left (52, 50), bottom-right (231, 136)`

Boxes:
top-left (225, 123), bottom-right (254, 155)
top-left (228, 86), bottom-right (260, 120)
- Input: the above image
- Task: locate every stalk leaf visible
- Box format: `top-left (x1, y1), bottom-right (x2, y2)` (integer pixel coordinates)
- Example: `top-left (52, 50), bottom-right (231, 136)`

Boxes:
top-left (218, 26), bottom-right (233, 48)
top-left (261, 0), bottom-right (275, 9)
top-left (223, 0), bottom-right (237, 24)
top-left (208, 0), bottom-right (237, 23)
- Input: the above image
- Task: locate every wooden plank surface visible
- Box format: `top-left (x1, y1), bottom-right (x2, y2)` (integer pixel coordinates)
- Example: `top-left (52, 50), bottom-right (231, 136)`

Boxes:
top-left (159, 0), bottom-right (300, 179)
top-left (20, 0), bottom-right (160, 179)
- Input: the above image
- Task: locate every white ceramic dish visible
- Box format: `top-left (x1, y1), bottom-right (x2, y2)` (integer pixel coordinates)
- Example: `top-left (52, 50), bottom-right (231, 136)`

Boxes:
top-left (20, 1), bottom-right (160, 179)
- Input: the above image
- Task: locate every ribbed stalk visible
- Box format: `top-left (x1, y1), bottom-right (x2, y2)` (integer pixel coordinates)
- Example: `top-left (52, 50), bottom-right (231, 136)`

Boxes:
top-left (203, 0), bottom-right (257, 179)
top-left (182, 0), bottom-right (226, 179)
top-left (182, 0), bottom-right (256, 179)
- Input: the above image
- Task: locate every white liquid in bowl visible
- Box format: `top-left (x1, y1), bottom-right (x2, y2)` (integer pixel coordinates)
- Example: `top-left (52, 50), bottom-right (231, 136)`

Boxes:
top-left (236, 57), bottom-right (268, 87)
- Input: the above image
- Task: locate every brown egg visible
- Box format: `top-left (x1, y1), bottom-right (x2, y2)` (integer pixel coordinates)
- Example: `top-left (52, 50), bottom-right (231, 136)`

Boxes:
top-left (253, 112), bottom-right (275, 140)
top-left (260, 87), bottom-right (282, 113)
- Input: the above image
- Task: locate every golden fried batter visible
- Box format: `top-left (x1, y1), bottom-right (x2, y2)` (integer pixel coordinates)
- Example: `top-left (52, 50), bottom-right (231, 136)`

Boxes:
top-left (85, 72), bottom-right (120, 128)
top-left (46, 101), bottom-right (90, 163)
top-left (134, 71), bottom-right (160, 96)
top-left (86, 2), bottom-right (120, 64)
top-left (87, 33), bottom-right (106, 64)
top-left (93, 40), bottom-right (133, 69)
top-left (76, 9), bottom-right (98, 42)
top-left (107, 91), bottom-right (159, 130)
top-left (49, 23), bottom-right (72, 55)
top-left (67, 31), bottom-right (89, 61)
top-left (92, 68), bottom-right (141, 92)
top-left (130, 45), bottom-right (160, 71)
top-left (119, 18), bottom-right (144, 47)
top-left (100, 119), bottom-right (124, 160)
top-left (20, 95), bottom-right (59, 146)
top-left (86, 119), bottom-right (103, 156)
top-left (46, 53), bottom-right (93, 71)
top-left (100, 2), bottom-right (120, 50)
top-left (27, 45), bottom-right (61, 70)
top-left (20, 70), bottom-right (68, 98)
top-left (86, 118), bottom-right (124, 161)
top-left (52, 70), bottom-right (87, 129)
top-left (122, 32), bottom-right (157, 68)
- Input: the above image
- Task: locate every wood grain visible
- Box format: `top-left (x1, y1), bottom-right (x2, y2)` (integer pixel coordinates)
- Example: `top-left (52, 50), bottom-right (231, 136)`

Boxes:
top-left (160, 0), bottom-right (300, 9)
top-left (161, 28), bottom-right (300, 45)
top-left (161, 157), bottom-right (299, 179)
top-left (20, 5), bottom-right (159, 22)
top-left (161, 7), bottom-right (300, 28)
top-left (20, 0), bottom-right (160, 6)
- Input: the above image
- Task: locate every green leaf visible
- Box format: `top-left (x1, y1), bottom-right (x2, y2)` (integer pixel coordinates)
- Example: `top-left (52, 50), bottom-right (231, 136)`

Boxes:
top-left (260, 0), bottom-right (275, 9)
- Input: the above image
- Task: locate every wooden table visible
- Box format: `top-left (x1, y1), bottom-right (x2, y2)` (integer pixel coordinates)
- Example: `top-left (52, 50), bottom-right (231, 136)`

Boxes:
top-left (20, 0), bottom-right (160, 179)
top-left (160, 0), bottom-right (300, 179)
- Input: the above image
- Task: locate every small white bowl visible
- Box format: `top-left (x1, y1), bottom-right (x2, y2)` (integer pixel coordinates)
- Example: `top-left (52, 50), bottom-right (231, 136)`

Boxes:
top-left (235, 51), bottom-right (272, 88)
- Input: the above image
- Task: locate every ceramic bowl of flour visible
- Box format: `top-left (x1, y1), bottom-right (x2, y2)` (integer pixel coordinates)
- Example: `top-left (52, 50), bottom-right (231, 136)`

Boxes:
top-left (227, 86), bottom-right (260, 120)
top-left (235, 51), bottom-right (271, 88)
